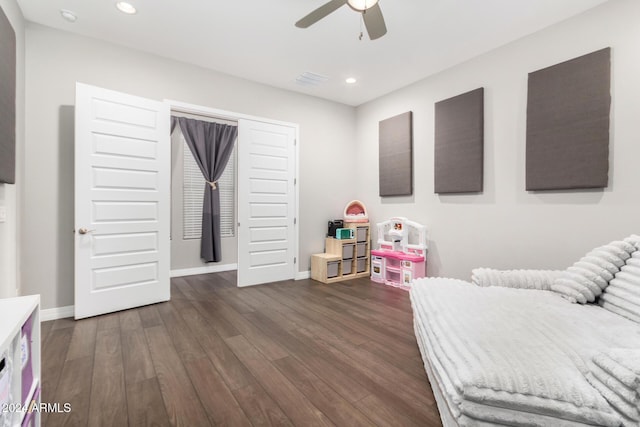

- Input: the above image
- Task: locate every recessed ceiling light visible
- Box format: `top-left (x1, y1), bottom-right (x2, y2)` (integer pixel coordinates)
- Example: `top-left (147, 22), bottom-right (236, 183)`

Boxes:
top-left (60, 9), bottom-right (77, 23)
top-left (345, 77), bottom-right (357, 84)
top-left (116, 2), bottom-right (137, 14)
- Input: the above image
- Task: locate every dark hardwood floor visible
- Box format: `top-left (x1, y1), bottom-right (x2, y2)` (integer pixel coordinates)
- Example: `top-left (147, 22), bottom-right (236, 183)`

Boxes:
top-left (40, 272), bottom-right (441, 426)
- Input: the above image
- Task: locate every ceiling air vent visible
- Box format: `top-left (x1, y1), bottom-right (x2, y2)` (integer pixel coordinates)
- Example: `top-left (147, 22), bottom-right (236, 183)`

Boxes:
top-left (296, 71), bottom-right (329, 87)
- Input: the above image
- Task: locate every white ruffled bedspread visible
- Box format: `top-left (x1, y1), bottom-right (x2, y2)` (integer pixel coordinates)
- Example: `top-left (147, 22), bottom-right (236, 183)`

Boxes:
top-left (410, 278), bottom-right (640, 426)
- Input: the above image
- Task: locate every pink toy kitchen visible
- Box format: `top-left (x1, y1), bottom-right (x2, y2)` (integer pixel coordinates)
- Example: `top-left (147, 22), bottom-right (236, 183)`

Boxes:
top-left (371, 217), bottom-right (427, 290)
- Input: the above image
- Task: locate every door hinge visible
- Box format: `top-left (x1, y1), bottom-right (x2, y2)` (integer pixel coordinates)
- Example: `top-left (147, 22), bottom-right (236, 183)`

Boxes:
top-left (294, 257), bottom-right (297, 264)
top-left (294, 139), bottom-right (297, 146)
top-left (237, 222), bottom-right (240, 227)
top-left (294, 218), bottom-right (297, 225)
top-left (294, 178), bottom-right (297, 185)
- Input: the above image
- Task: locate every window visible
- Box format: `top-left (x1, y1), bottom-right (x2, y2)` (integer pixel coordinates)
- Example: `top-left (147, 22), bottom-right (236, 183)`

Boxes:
top-left (182, 135), bottom-right (236, 239)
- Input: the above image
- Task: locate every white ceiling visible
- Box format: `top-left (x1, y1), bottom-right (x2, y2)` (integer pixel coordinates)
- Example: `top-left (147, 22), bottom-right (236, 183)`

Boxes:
top-left (16, 0), bottom-right (610, 106)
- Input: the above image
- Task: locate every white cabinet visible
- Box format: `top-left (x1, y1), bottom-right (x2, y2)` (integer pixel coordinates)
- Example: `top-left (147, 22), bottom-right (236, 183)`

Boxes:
top-left (0, 296), bottom-right (40, 427)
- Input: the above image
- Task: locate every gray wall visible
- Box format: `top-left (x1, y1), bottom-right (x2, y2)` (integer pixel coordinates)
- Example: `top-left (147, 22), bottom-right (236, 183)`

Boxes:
top-left (22, 23), bottom-right (356, 309)
top-left (355, 0), bottom-right (640, 279)
top-left (0, 0), bottom-right (23, 299)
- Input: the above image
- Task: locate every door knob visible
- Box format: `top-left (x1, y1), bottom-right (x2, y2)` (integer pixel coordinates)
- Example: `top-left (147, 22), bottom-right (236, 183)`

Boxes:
top-left (78, 228), bottom-right (95, 235)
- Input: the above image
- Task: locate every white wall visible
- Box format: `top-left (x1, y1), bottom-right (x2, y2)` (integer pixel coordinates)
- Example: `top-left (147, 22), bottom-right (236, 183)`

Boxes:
top-left (355, 0), bottom-right (640, 280)
top-left (23, 23), bottom-right (356, 309)
top-left (0, 0), bottom-right (24, 299)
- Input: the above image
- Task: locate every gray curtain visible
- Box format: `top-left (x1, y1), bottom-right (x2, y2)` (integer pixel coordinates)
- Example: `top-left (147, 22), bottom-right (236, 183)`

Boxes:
top-left (171, 116), bottom-right (238, 262)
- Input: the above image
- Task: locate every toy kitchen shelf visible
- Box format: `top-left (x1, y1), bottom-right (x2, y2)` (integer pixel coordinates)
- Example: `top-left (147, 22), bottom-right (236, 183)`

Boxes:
top-left (311, 222), bottom-right (370, 283)
top-left (370, 217), bottom-right (427, 290)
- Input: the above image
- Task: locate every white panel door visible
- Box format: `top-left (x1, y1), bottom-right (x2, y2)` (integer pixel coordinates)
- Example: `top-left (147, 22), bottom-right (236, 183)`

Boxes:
top-left (74, 83), bottom-right (170, 319)
top-left (237, 119), bottom-right (296, 287)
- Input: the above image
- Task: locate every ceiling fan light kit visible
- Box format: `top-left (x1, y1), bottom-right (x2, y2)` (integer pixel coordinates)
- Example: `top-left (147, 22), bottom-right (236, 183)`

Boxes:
top-left (295, 0), bottom-right (387, 40)
top-left (347, 0), bottom-right (378, 11)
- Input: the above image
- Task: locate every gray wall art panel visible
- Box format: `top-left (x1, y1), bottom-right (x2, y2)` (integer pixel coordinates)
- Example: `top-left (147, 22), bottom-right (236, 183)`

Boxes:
top-left (379, 111), bottom-right (413, 197)
top-left (0, 5), bottom-right (15, 184)
top-left (526, 48), bottom-right (611, 191)
top-left (434, 88), bottom-right (484, 194)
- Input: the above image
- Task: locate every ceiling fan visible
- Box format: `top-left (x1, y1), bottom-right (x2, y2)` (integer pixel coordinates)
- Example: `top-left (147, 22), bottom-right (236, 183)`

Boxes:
top-left (295, 0), bottom-right (387, 40)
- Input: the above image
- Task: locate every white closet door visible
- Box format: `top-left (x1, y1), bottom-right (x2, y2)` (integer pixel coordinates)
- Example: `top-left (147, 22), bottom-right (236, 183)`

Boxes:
top-left (237, 119), bottom-right (296, 287)
top-left (74, 83), bottom-right (170, 319)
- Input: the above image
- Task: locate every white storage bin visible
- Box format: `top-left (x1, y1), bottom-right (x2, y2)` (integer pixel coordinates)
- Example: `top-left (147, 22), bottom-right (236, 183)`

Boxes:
top-left (343, 259), bottom-right (353, 275)
top-left (356, 243), bottom-right (367, 258)
top-left (327, 261), bottom-right (340, 278)
top-left (342, 243), bottom-right (355, 260)
top-left (356, 227), bottom-right (368, 243)
top-left (357, 258), bottom-right (367, 273)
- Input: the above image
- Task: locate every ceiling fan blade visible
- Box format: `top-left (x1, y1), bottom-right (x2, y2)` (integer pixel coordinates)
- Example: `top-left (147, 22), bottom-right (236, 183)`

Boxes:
top-left (362, 3), bottom-right (387, 40)
top-left (296, 0), bottom-right (347, 28)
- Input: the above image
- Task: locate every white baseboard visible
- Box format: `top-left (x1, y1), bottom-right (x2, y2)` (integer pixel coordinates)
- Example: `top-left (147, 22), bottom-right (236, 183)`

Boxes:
top-left (41, 305), bottom-right (74, 321)
top-left (170, 263), bottom-right (237, 278)
top-left (295, 270), bottom-right (311, 280)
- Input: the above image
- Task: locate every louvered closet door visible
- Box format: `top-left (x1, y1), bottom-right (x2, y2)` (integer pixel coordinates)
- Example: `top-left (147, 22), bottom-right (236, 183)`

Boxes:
top-left (237, 119), bottom-right (296, 287)
top-left (74, 83), bottom-right (170, 319)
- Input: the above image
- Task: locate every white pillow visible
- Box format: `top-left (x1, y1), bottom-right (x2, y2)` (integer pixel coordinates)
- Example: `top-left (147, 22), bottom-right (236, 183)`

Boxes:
top-left (600, 251), bottom-right (640, 323)
top-left (551, 238), bottom-right (637, 304)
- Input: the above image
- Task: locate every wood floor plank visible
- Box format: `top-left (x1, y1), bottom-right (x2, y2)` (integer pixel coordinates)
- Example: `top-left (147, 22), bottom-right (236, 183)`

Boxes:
top-left (119, 309), bottom-right (143, 331)
top-left (354, 393), bottom-right (428, 427)
top-left (273, 356), bottom-right (374, 427)
top-left (137, 304), bottom-right (164, 328)
top-left (121, 328), bottom-right (156, 385)
top-left (209, 297), bottom-right (289, 361)
top-left (40, 327), bottom-right (73, 426)
top-left (324, 294), bottom-right (415, 336)
top-left (171, 277), bottom-right (201, 300)
top-left (310, 282), bottom-right (413, 322)
top-left (50, 317), bottom-right (76, 331)
top-left (359, 339), bottom-right (429, 380)
top-left (183, 356), bottom-right (252, 426)
top-left (88, 329), bottom-right (127, 427)
top-left (241, 311), bottom-right (370, 403)
top-left (225, 335), bottom-right (335, 427)
top-left (156, 302), bottom-right (206, 362)
top-left (126, 377), bottom-right (171, 427)
top-left (176, 302), bottom-right (254, 391)
top-left (192, 299), bottom-right (243, 339)
top-left (293, 290), bottom-right (419, 356)
top-left (96, 311), bottom-right (121, 332)
top-left (46, 355), bottom-right (94, 427)
top-left (40, 319), bottom-right (54, 343)
top-left (232, 383), bottom-right (294, 427)
top-left (292, 326), bottom-right (437, 423)
top-left (66, 317), bottom-right (98, 361)
top-left (258, 285), bottom-right (369, 346)
top-left (144, 325), bottom-right (211, 427)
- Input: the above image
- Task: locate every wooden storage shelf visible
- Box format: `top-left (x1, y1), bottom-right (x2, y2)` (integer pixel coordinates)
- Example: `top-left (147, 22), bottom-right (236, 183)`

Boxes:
top-left (310, 222), bottom-right (370, 283)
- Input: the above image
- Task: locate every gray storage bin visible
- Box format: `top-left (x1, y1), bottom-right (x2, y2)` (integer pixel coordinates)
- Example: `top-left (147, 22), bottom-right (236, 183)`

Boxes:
top-left (356, 242), bottom-right (366, 258)
top-left (327, 261), bottom-right (339, 278)
top-left (357, 258), bottom-right (367, 273)
top-left (343, 259), bottom-right (353, 275)
top-left (342, 243), bottom-right (355, 259)
top-left (356, 227), bottom-right (368, 243)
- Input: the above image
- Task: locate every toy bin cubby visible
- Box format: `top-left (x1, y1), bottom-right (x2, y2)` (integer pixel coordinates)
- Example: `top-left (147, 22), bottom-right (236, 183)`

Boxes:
top-left (311, 222), bottom-right (370, 283)
top-left (0, 295), bottom-right (41, 427)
